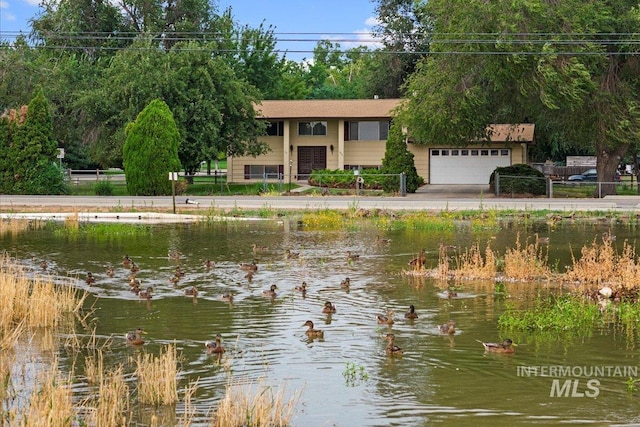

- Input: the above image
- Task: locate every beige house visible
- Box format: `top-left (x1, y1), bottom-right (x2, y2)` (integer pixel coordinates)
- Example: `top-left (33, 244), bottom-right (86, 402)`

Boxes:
top-left (226, 99), bottom-right (534, 185)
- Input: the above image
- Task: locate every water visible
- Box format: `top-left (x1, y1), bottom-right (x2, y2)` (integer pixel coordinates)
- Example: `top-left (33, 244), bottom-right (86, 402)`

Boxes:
top-left (2, 218), bottom-right (640, 426)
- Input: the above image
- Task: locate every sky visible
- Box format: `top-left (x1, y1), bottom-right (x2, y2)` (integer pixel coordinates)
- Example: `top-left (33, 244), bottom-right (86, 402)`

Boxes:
top-left (0, 0), bottom-right (380, 61)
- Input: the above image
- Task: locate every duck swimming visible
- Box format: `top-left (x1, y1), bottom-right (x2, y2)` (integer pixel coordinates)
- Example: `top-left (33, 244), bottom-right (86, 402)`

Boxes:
top-left (384, 333), bottom-right (403, 356)
top-left (285, 249), bottom-right (300, 260)
top-left (294, 282), bottom-right (308, 293)
top-left (439, 320), bottom-right (456, 335)
top-left (340, 277), bottom-right (351, 289)
top-left (184, 286), bottom-right (198, 297)
top-left (138, 287), bottom-right (153, 300)
top-left (302, 320), bottom-right (324, 338)
top-left (262, 284), bottom-right (278, 298)
top-left (346, 251), bottom-right (360, 262)
top-left (477, 338), bottom-right (516, 354)
top-left (408, 248), bottom-right (426, 269)
top-left (85, 272), bottom-right (96, 285)
top-left (404, 305), bottom-right (418, 319)
top-left (240, 261), bottom-right (258, 272)
top-left (377, 310), bottom-right (395, 325)
top-left (126, 328), bottom-right (146, 345)
top-left (322, 301), bottom-right (337, 314)
top-left (220, 293), bottom-right (235, 303)
top-left (205, 334), bottom-right (225, 354)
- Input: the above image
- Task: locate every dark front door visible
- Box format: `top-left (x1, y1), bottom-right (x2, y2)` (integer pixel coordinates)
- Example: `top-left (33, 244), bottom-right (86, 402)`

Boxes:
top-left (297, 146), bottom-right (327, 178)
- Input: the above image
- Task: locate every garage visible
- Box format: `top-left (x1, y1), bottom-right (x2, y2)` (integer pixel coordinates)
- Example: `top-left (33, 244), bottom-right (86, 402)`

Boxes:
top-left (429, 148), bottom-right (511, 184)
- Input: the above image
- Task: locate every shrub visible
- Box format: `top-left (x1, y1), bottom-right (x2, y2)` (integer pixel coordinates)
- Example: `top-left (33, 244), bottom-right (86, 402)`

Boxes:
top-left (381, 124), bottom-right (423, 193)
top-left (489, 164), bottom-right (546, 196)
top-left (94, 180), bottom-right (114, 196)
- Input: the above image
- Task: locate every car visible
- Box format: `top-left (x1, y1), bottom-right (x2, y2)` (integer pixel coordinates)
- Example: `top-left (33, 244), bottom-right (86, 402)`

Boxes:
top-left (567, 168), bottom-right (621, 182)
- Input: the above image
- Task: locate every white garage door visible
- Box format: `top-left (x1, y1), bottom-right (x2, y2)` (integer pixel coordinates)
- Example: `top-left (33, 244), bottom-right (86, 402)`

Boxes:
top-left (429, 148), bottom-right (511, 184)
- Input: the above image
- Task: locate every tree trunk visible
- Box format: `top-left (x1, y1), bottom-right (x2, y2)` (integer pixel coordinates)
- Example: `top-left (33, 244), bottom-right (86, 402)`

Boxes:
top-left (594, 142), bottom-right (628, 198)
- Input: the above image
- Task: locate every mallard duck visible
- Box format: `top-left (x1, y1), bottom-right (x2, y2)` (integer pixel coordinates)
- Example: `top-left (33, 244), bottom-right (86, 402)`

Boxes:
top-left (302, 320), bottom-right (324, 338)
top-left (126, 328), bottom-right (146, 345)
top-left (285, 249), bottom-right (299, 259)
top-left (408, 248), bottom-right (426, 269)
top-left (385, 333), bottom-right (403, 356)
top-left (404, 304), bottom-right (418, 319)
top-left (130, 284), bottom-right (141, 294)
top-left (340, 277), bottom-right (351, 288)
top-left (40, 260), bottom-right (48, 270)
top-left (322, 301), bottom-right (337, 314)
top-left (122, 255), bottom-right (132, 267)
top-left (376, 235), bottom-right (391, 244)
top-left (252, 243), bottom-right (268, 252)
top-left (294, 282), bottom-right (308, 292)
top-left (220, 293), bottom-right (235, 303)
top-left (377, 310), bottom-right (395, 325)
top-left (240, 261), bottom-right (258, 272)
top-left (439, 320), bottom-right (456, 335)
top-left (105, 266), bottom-right (115, 277)
top-left (174, 266), bottom-right (185, 277)
top-left (168, 275), bottom-right (180, 285)
top-left (85, 272), bottom-right (96, 285)
top-left (138, 287), bottom-right (153, 300)
top-left (130, 262), bottom-right (140, 273)
top-left (204, 259), bottom-right (215, 270)
top-left (602, 231), bottom-right (617, 243)
top-left (477, 338), bottom-right (516, 354)
top-left (184, 286), bottom-right (198, 297)
top-left (346, 251), bottom-right (360, 262)
top-left (262, 284), bottom-right (278, 298)
top-left (168, 250), bottom-right (182, 260)
top-left (205, 334), bottom-right (225, 354)
top-left (129, 277), bottom-right (141, 287)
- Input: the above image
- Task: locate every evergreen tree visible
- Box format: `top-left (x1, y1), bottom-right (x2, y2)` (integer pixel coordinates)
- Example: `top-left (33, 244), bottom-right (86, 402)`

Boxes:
top-left (381, 124), bottom-right (423, 193)
top-left (123, 99), bottom-right (181, 196)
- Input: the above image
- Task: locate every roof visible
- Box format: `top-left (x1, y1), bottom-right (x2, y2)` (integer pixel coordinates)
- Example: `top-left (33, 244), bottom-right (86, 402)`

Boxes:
top-left (255, 99), bottom-right (402, 119)
top-left (487, 124), bottom-right (535, 142)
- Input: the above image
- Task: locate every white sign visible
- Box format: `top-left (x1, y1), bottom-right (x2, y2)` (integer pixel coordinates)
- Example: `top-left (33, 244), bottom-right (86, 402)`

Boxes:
top-left (56, 148), bottom-right (65, 159)
top-left (168, 172), bottom-right (179, 181)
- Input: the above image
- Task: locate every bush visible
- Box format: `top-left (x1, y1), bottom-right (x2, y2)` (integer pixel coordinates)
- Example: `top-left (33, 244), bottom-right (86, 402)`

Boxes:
top-left (489, 164), bottom-right (546, 196)
top-left (94, 180), bottom-right (114, 196)
top-left (309, 169), bottom-right (385, 189)
top-left (381, 124), bottom-right (423, 193)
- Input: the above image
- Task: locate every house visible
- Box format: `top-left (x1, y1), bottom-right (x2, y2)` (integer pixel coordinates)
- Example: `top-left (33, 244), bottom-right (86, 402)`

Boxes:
top-left (226, 99), bottom-right (534, 185)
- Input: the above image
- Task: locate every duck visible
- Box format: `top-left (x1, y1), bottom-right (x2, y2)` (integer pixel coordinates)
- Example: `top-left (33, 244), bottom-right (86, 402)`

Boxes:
top-left (130, 262), bottom-right (140, 273)
top-left (285, 249), bottom-right (299, 259)
top-left (322, 301), bottom-right (337, 314)
top-left (404, 304), bottom-right (418, 319)
top-left (377, 310), bottom-right (395, 325)
top-left (204, 259), bottom-right (215, 270)
top-left (602, 231), bottom-right (617, 243)
top-left (346, 251), bottom-right (360, 262)
top-left (384, 333), bottom-right (403, 356)
top-left (105, 266), bottom-right (115, 277)
top-left (168, 250), bottom-right (182, 260)
top-left (240, 261), bottom-right (258, 272)
top-left (122, 255), bottom-right (132, 267)
top-left (302, 320), bottom-right (324, 338)
top-left (184, 286), bottom-right (198, 297)
top-left (40, 260), bottom-right (48, 270)
top-left (220, 293), bottom-right (235, 303)
top-left (125, 328), bottom-right (146, 345)
top-left (129, 277), bottom-right (141, 287)
top-left (477, 338), bottom-right (516, 354)
top-left (174, 266), bottom-right (186, 277)
top-left (138, 287), bottom-right (153, 300)
top-left (376, 235), bottom-right (391, 244)
top-left (168, 275), bottom-right (180, 285)
top-left (252, 243), bottom-right (268, 252)
top-left (340, 277), bottom-right (351, 289)
top-left (205, 334), bottom-right (225, 354)
top-left (408, 248), bottom-right (426, 269)
top-left (85, 272), bottom-right (96, 285)
top-left (262, 284), bottom-right (278, 298)
top-left (294, 282), bottom-right (308, 292)
top-left (439, 320), bottom-right (456, 335)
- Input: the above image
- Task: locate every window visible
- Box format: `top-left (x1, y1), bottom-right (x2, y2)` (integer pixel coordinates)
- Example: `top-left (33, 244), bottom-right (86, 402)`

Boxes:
top-left (452, 149), bottom-right (459, 156)
top-left (266, 121), bottom-right (284, 136)
top-left (244, 165), bottom-right (283, 179)
top-left (346, 121), bottom-right (390, 140)
top-left (491, 149), bottom-right (499, 156)
top-left (461, 149), bottom-right (469, 155)
top-left (432, 150), bottom-right (440, 156)
top-left (501, 149), bottom-right (509, 156)
top-left (441, 150), bottom-right (449, 156)
top-left (298, 121), bottom-right (327, 136)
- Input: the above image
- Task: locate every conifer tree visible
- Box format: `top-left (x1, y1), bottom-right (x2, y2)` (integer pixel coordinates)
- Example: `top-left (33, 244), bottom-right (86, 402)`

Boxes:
top-left (381, 124), bottom-right (423, 193)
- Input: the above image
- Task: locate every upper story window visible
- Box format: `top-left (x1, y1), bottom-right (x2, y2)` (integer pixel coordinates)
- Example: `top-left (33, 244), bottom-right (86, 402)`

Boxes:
top-left (345, 121), bottom-right (390, 141)
top-left (266, 121), bottom-right (284, 136)
top-left (298, 121), bottom-right (327, 136)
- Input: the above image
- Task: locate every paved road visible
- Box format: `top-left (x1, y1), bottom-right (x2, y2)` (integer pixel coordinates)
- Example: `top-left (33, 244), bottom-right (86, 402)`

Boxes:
top-left (1, 193), bottom-right (639, 213)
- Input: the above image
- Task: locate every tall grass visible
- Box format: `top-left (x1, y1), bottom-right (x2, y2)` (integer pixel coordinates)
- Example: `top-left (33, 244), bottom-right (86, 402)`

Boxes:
top-left (212, 379), bottom-right (301, 427)
top-left (503, 234), bottom-right (550, 280)
top-left (135, 344), bottom-right (179, 406)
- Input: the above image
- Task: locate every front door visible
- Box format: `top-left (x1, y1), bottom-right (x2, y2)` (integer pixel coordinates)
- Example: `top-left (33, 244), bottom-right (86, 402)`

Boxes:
top-left (297, 146), bottom-right (327, 178)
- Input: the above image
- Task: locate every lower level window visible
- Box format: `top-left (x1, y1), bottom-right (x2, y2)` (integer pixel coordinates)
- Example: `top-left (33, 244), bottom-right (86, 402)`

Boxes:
top-left (244, 165), bottom-right (281, 179)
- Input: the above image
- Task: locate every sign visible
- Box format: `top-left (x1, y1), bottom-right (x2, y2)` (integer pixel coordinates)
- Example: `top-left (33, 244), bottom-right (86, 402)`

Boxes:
top-left (168, 172), bottom-right (179, 181)
top-left (57, 148), bottom-right (65, 159)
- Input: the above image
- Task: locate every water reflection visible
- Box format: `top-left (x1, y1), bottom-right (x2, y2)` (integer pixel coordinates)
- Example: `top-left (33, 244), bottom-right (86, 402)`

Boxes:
top-left (2, 219), bottom-right (640, 425)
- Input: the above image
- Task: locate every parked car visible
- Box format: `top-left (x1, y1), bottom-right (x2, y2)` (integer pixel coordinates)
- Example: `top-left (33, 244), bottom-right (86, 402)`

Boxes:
top-left (567, 168), bottom-right (621, 182)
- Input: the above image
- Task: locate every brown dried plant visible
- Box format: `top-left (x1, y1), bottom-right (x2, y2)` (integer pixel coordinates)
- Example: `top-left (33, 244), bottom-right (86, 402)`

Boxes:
top-left (135, 343), bottom-right (179, 406)
top-left (503, 234), bottom-right (551, 280)
top-left (451, 243), bottom-right (496, 280)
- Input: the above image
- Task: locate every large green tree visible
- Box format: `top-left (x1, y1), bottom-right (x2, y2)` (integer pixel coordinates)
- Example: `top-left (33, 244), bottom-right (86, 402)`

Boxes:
top-left (123, 99), bottom-right (181, 196)
top-left (381, 124), bottom-right (422, 193)
top-left (399, 0), bottom-right (640, 196)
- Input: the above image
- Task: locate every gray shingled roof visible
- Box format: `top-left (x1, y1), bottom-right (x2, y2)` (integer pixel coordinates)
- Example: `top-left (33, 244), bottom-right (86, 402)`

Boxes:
top-left (255, 99), bottom-right (402, 119)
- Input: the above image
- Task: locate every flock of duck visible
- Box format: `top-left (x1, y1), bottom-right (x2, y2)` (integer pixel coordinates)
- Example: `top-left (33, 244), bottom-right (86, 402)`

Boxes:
top-left (86, 246), bottom-right (516, 356)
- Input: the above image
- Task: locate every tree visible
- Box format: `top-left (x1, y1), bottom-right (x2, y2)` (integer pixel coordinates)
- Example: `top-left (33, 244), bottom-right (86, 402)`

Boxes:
top-left (123, 99), bottom-right (181, 196)
top-left (381, 124), bottom-right (422, 193)
top-left (399, 0), bottom-right (640, 197)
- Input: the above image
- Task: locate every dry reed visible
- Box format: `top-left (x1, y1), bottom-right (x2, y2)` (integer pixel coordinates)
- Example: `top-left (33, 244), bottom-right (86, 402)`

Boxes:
top-left (566, 239), bottom-right (640, 290)
top-left (135, 344), bottom-right (179, 406)
top-left (87, 360), bottom-right (130, 426)
top-left (451, 243), bottom-right (496, 280)
top-left (212, 379), bottom-right (301, 427)
top-left (503, 234), bottom-right (550, 280)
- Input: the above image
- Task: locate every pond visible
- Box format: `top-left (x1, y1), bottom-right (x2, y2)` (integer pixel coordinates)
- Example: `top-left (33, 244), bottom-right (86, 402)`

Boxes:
top-left (2, 217), bottom-right (640, 426)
